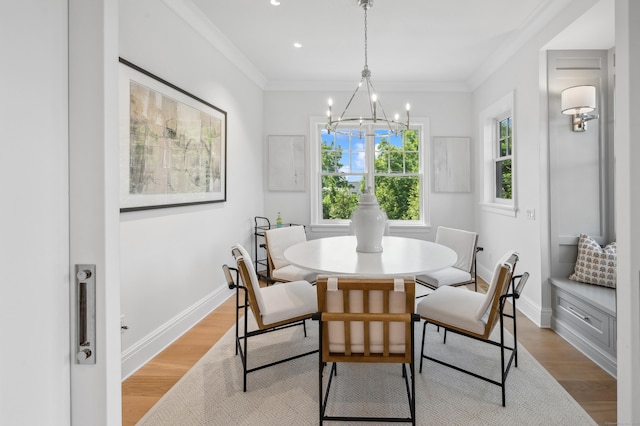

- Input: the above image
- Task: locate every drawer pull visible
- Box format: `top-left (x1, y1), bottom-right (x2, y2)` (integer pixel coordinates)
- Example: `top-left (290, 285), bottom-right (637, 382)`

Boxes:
top-left (567, 306), bottom-right (589, 321)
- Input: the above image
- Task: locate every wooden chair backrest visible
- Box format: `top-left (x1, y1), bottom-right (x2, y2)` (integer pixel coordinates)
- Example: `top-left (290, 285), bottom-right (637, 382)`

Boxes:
top-left (232, 245), bottom-right (268, 330)
top-left (480, 253), bottom-right (518, 339)
top-left (316, 276), bottom-right (415, 364)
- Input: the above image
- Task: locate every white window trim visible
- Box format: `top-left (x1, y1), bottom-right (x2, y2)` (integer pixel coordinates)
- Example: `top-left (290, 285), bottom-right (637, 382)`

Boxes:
top-left (494, 113), bottom-right (513, 205)
top-left (309, 116), bottom-right (431, 231)
top-left (479, 91), bottom-right (517, 217)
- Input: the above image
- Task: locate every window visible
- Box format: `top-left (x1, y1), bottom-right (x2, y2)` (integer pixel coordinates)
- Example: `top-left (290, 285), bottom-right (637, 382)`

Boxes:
top-left (311, 119), bottom-right (427, 227)
top-left (495, 115), bottom-right (513, 202)
top-left (480, 91), bottom-right (516, 216)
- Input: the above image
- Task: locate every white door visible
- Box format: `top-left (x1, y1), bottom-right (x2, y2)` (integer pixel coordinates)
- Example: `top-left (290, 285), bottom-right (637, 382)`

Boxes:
top-left (0, 1), bottom-right (120, 424)
top-left (69, 0), bottom-right (122, 424)
top-left (0, 1), bottom-right (74, 424)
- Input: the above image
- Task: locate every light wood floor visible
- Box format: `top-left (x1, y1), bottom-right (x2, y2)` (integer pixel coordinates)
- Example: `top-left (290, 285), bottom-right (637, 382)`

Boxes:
top-left (121, 280), bottom-right (617, 425)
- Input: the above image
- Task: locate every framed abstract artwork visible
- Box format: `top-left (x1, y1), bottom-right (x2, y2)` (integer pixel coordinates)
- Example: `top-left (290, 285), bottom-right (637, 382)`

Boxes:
top-left (118, 58), bottom-right (227, 211)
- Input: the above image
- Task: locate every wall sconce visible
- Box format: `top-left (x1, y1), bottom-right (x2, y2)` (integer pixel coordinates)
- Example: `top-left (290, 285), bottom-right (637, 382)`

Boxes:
top-left (561, 85), bottom-right (599, 132)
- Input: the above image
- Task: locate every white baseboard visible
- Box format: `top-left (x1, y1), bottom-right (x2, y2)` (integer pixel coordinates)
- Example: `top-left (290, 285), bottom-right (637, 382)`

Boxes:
top-left (477, 264), bottom-right (492, 284)
top-left (121, 285), bottom-right (234, 380)
top-left (516, 295), bottom-right (551, 328)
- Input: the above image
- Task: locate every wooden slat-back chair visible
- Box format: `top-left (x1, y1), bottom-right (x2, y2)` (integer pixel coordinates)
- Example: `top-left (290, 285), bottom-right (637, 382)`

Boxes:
top-left (314, 275), bottom-right (420, 425)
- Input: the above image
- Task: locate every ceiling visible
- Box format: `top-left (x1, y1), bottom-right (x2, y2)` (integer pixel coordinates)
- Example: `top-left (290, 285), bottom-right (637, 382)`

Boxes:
top-left (176, 0), bottom-right (614, 92)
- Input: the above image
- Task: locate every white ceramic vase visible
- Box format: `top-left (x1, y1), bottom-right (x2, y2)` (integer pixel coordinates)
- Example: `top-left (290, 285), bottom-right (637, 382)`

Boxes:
top-left (350, 189), bottom-right (387, 253)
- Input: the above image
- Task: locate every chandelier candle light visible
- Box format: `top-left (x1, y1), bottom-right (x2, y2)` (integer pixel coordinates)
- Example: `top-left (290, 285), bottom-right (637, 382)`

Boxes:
top-left (326, 0), bottom-right (410, 137)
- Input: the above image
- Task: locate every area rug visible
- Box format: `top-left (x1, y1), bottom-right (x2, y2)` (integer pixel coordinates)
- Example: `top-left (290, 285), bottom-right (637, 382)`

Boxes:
top-left (137, 312), bottom-right (595, 425)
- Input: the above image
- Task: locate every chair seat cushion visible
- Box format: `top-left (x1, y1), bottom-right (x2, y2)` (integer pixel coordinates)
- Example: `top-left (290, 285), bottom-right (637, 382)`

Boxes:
top-left (416, 286), bottom-right (487, 335)
top-left (260, 280), bottom-right (317, 326)
top-left (272, 264), bottom-right (317, 283)
top-left (416, 267), bottom-right (472, 288)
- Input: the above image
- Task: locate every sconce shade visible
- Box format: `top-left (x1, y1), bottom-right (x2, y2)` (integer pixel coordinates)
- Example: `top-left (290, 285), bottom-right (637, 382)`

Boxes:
top-left (561, 85), bottom-right (596, 115)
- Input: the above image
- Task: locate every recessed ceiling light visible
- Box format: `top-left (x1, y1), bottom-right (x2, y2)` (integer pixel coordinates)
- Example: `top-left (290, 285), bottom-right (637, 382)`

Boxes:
top-left (293, 42), bottom-right (302, 48)
top-left (270, 0), bottom-right (280, 5)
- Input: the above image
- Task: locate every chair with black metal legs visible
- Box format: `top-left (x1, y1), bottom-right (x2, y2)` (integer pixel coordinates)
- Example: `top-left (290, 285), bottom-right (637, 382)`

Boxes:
top-left (416, 226), bottom-right (483, 294)
top-left (416, 251), bottom-right (529, 406)
top-left (223, 243), bottom-right (318, 392)
top-left (314, 275), bottom-right (420, 425)
top-left (264, 225), bottom-right (317, 284)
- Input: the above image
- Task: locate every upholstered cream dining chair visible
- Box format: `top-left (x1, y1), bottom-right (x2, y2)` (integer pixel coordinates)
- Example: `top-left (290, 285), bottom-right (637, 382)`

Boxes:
top-left (264, 225), bottom-right (317, 284)
top-left (416, 250), bottom-right (529, 406)
top-left (416, 226), bottom-right (482, 292)
top-left (223, 244), bottom-right (318, 391)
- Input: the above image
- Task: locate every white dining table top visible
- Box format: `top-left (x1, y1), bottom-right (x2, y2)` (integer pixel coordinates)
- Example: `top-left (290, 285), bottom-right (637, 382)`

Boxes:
top-left (283, 235), bottom-right (457, 277)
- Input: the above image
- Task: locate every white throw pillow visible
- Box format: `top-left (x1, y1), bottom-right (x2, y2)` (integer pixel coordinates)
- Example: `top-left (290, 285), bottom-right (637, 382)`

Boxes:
top-left (569, 233), bottom-right (616, 288)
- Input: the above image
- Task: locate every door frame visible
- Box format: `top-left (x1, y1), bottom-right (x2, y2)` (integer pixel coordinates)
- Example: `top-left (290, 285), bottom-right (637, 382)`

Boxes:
top-left (69, 0), bottom-right (121, 423)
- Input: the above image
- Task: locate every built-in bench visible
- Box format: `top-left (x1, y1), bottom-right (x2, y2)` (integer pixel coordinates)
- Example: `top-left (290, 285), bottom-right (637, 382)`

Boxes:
top-left (549, 277), bottom-right (616, 377)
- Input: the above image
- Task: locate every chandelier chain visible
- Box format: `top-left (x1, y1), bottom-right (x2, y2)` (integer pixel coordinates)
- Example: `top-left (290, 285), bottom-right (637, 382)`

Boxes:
top-left (363, 7), bottom-right (368, 70)
top-left (325, 0), bottom-right (410, 137)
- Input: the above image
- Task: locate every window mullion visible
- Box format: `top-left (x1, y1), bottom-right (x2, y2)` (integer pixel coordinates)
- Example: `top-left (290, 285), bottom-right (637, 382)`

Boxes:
top-left (365, 127), bottom-right (375, 190)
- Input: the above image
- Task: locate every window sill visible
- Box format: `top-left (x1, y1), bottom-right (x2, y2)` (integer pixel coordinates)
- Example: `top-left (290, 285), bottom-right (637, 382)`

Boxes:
top-left (308, 223), bottom-right (350, 234)
top-left (479, 202), bottom-right (517, 217)
top-left (309, 223), bottom-right (432, 235)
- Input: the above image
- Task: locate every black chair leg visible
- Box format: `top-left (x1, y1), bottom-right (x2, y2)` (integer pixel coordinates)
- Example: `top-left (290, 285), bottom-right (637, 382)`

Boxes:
top-left (242, 301), bottom-right (249, 392)
top-left (500, 309), bottom-right (506, 407)
top-left (512, 283), bottom-right (519, 368)
top-left (318, 327), bottom-right (323, 426)
top-left (242, 338), bottom-right (248, 392)
top-left (419, 320), bottom-right (428, 373)
top-left (235, 291), bottom-right (239, 355)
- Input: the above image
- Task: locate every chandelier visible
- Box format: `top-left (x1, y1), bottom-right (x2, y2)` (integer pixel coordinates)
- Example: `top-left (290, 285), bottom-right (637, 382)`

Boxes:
top-left (326, 0), bottom-right (410, 137)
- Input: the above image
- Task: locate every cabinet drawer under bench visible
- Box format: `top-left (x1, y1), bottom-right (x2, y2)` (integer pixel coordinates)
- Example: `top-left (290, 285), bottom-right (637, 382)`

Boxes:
top-left (549, 277), bottom-right (616, 377)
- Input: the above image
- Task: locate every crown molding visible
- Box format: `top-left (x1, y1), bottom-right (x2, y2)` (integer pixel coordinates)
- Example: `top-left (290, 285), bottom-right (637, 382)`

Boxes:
top-left (264, 80), bottom-right (472, 93)
top-left (164, 0), bottom-right (580, 94)
top-left (162, 0), bottom-right (268, 89)
top-left (467, 0), bottom-right (577, 90)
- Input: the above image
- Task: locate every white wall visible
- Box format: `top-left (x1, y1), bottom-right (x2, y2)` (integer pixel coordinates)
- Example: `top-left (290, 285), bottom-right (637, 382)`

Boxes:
top-left (471, 0), bottom-right (600, 326)
top-left (263, 90), bottom-right (476, 240)
top-left (118, 0), bottom-right (265, 378)
top-left (0, 1), bottom-right (71, 424)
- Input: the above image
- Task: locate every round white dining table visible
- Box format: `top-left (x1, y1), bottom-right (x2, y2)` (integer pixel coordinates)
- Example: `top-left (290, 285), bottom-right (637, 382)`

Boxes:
top-left (283, 235), bottom-right (457, 277)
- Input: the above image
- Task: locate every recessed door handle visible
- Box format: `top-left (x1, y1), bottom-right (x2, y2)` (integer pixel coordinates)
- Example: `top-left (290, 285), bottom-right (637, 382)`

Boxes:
top-left (77, 269), bottom-right (92, 281)
top-left (76, 348), bottom-right (92, 362)
top-left (75, 264), bottom-right (96, 365)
